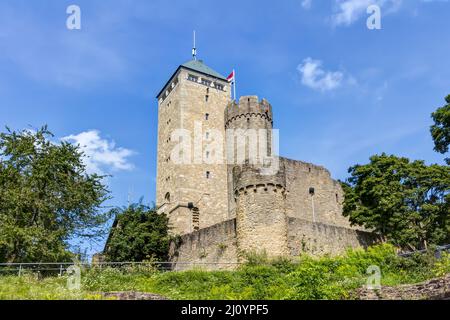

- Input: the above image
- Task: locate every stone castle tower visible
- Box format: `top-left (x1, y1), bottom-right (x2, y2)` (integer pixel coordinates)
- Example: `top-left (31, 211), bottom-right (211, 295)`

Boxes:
top-left (156, 59), bottom-right (376, 268)
top-left (225, 97), bottom-right (287, 258)
top-left (156, 60), bottom-right (230, 235)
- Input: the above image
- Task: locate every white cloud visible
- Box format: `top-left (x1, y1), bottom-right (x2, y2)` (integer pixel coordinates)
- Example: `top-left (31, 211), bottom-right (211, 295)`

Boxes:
top-left (331, 0), bottom-right (402, 26)
top-left (62, 130), bottom-right (135, 174)
top-left (297, 58), bottom-right (345, 92)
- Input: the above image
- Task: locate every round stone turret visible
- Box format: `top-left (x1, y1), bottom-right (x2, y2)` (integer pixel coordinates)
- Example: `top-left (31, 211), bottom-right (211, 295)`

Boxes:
top-left (225, 96), bottom-right (275, 218)
top-left (225, 96), bottom-right (274, 165)
top-left (225, 96), bottom-right (273, 130)
top-left (233, 164), bottom-right (289, 260)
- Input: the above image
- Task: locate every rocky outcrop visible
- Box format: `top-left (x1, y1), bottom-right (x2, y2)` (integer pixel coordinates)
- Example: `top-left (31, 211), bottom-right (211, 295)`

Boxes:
top-left (356, 274), bottom-right (450, 300)
top-left (102, 292), bottom-right (169, 300)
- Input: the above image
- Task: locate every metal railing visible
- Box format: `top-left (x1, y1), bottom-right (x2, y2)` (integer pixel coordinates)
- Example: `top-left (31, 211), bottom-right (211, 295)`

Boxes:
top-left (1, 244), bottom-right (448, 277)
top-left (398, 244), bottom-right (450, 258)
top-left (0, 261), bottom-right (242, 276)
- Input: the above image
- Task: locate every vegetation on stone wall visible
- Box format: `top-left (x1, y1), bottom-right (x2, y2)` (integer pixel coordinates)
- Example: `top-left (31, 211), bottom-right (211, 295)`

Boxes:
top-left (0, 244), bottom-right (448, 300)
top-left (0, 126), bottom-right (110, 263)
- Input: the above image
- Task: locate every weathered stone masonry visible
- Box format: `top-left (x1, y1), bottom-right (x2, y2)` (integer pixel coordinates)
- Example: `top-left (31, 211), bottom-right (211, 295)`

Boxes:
top-left (169, 216), bottom-right (376, 270)
top-left (155, 59), bottom-right (378, 270)
top-left (169, 219), bottom-right (238, 270)
top-left (234, 165), bottom-right (289, 259)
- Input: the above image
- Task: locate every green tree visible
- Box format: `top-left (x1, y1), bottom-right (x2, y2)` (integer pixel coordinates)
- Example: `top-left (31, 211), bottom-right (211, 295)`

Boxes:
top-left (430, 95), bottom-right (450, 164)
top-left (0, 126), bottom-right (110, 263)
top-left (103, 203), bottom-right (170, 262)
top-left (342, 154), bottom-right (449, 250)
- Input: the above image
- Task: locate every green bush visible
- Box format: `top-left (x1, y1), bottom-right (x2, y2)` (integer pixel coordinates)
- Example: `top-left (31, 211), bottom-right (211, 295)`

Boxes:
top-left (433, 252), bottom-right (450, 277)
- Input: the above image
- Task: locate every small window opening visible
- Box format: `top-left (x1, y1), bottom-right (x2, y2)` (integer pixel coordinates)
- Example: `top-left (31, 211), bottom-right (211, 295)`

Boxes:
top-left (188, 74), bottom-right (198, 82)
top-left (201, 79), bottom-right (211, 86)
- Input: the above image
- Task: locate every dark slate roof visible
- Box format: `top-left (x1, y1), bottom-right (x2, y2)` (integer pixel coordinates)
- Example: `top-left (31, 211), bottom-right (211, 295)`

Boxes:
top-left (181, 60), bottom-right (227, 81)
top-left (156, 60), bottom-right (227, 98)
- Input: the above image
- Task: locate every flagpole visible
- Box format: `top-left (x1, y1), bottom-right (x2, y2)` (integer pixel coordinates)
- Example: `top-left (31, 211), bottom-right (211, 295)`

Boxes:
top-left (227, 70), bottom-right (236, 102)
top-left (230, 77), bottom-right (233, 100)
top-left (233, 69), bottom-right (236, 101)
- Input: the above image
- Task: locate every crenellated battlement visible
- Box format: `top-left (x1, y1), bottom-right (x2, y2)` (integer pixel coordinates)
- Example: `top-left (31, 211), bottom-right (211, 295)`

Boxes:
top-left (234, 183), bottom-right (286, 198)
top-left (232, 164), bottom-right (286, 194)
top-left (225, 96), bottom-right (273, 128)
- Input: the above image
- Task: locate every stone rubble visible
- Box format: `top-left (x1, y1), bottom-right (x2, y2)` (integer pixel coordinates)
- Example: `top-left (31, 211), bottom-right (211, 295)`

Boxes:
top-left (355, 274), bottom-right (450, 300)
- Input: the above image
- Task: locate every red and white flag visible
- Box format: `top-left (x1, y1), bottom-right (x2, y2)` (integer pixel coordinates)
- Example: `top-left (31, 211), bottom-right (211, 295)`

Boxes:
top-left (226, 70), bottom-right (235, 83)
top-left (227, 69), bottom-right (237, 101)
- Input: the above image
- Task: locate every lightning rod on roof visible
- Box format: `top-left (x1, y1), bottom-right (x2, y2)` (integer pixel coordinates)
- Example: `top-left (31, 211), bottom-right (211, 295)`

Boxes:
top-left (192, 30), bottom-right (197, 60)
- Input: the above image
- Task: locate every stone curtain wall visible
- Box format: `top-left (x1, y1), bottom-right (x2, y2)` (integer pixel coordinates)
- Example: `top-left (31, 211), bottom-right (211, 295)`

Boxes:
top-left (169, 217), bottom-right (378, 270)
top-left (287, 218), bottom-right (378, 256)
top-left (169, 219), bottom-right (238, 271)
top-left (281, 157), bottom-right (350, 228)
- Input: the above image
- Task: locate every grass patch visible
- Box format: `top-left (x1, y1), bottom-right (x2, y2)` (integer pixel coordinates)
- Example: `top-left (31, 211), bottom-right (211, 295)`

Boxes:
top-left (1, 244), bottom-right (448, 300)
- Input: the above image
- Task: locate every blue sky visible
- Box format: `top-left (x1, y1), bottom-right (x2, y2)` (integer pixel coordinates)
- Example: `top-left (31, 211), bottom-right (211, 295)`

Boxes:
top-left (1, 0), bottom-right (449, 255)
